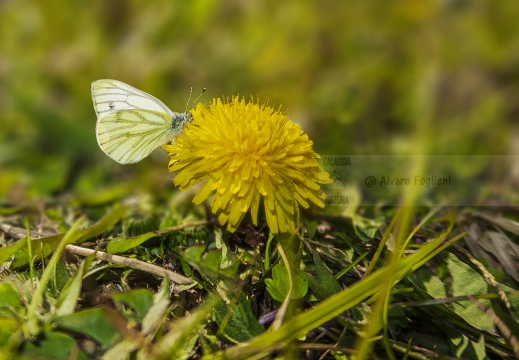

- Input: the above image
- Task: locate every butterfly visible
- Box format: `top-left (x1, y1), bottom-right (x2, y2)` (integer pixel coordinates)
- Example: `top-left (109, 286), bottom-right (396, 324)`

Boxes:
top-left (91, 79), bottom-right (193, 164)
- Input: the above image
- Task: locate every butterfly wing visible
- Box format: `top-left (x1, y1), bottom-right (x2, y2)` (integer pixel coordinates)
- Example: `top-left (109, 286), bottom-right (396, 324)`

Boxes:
top-left (91, 79), bottom-right (175, 119)
top-left (96, 109), bottom-right (176, 164)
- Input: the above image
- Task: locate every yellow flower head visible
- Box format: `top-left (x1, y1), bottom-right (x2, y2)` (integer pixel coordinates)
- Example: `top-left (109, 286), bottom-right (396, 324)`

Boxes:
top-left (163, 97), bottom-right (331, 233)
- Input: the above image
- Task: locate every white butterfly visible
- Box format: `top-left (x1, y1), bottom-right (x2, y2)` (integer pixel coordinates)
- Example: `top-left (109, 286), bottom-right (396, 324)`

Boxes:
top-left (91, 79), bottom-right (193, 164)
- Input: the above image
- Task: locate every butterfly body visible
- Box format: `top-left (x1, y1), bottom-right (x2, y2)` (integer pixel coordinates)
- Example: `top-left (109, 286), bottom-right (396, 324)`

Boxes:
top-left (91, 79), bottom-right (192, 164)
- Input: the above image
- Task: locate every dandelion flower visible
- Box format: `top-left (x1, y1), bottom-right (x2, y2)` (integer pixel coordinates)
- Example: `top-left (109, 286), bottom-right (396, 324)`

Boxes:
top-left (163, 97), bottom-right (331, 233)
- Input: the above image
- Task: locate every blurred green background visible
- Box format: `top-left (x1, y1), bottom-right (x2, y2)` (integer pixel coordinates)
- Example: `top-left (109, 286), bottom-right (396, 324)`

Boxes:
top-left (1, 0), bottom-right (518, 204)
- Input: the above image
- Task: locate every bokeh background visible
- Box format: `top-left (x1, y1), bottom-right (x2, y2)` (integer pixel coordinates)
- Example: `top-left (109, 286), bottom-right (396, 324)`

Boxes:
top-left (1, 0), bottom-right (518, 204)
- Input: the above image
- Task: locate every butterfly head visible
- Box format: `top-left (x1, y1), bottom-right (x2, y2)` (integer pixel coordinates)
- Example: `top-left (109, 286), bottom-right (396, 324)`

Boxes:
top-left (171, 111), bottom-right (194, 132)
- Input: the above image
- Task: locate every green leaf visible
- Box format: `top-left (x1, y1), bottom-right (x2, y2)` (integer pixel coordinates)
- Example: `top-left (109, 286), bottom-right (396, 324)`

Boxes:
top-left (53, 257), bottom-right (72, 293)
top-left (213, 292), bottom-right (264, 343)
top-left (265, 263), bottom-right (308, 302)
top-left (55, 257), bottom-right (93, 317)
top-left (0, 318), bottom-right (20, 347)
top-left (22, 331), bottom-right (89, 360)
top-left (303, 218), bottom-right (318, 239)
top-left (104, 283), bottom-right (170, 360)
top-left (305, 251), bottom-right (341, 300)
top-left (408, 267), bottom-right (447, 299)
top-left (111, 289), bottom-right (154, 320)
top-left (409, 256), bottom-right (503, 340)
top-left (143, 296), bottom-right (219, 359)
top-left (445, 253), bottom-right (494, 331)
top-left (53, 308), bottom-right (122, 348)
top-left (141, 278), bottom-right (171, 336)
top-left (182, 245), bottom-right (207, 264)
top-left (106, 233), bottom-right (157, 254)
top-left (0, 206), bottom-right (20, 216)
top-left (197, 249), bottom-right (224, 273)
top-left (0, 282), bottom-right (21, 311)
top-left (214, 230), bottom-right (233, 269)
top-left (443, 325), bottom-right (488, 360)
top-left (353, 216), bottom-right (383, 243)
top-left (0, 236), bottom-right (27, 267)
top-left (183, 246), bottom-right (240, 284)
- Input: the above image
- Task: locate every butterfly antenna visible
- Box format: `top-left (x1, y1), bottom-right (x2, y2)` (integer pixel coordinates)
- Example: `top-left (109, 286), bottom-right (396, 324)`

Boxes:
top-left (185, 87), bottom-right (193, 112)
top-left (191, 88), bottom-right (206, 107)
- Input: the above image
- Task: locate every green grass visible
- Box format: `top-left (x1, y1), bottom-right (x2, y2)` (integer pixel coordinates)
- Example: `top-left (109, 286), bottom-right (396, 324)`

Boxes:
top-left (1, 191), bottom-right (519, 359)
top-left (1, 1), bottom-right (519, 359)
